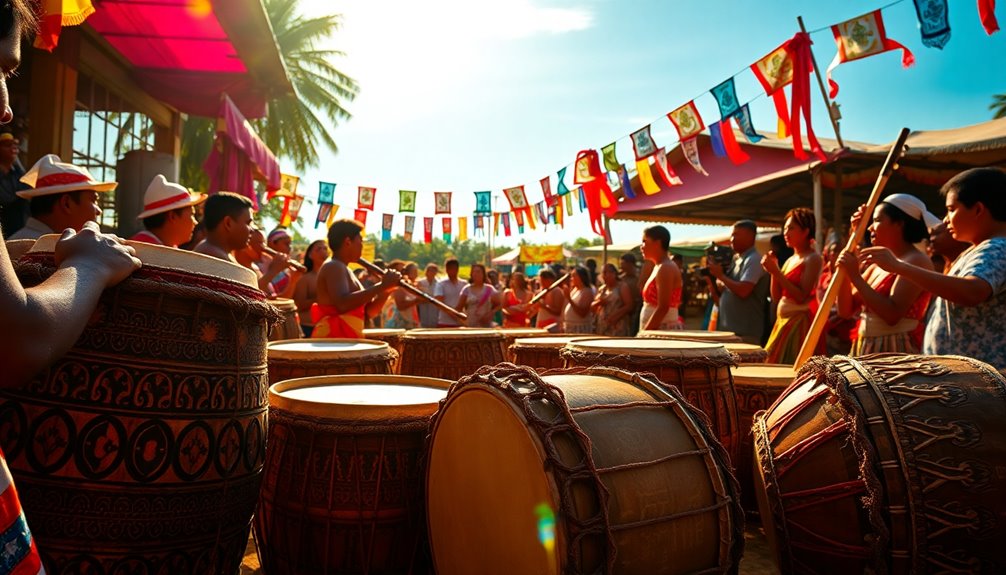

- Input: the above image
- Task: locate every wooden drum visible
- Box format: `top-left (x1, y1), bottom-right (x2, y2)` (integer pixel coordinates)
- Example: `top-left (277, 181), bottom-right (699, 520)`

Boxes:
top-left (398, 328), bottom-right (506, 380)
top-left (426, 365), bottom-right (743, 574)
top-left (561, 338), bottom-right (741, 463)
top-left (754, 354), bottom-right (1006, 574)
top-left (2, 235), bottom-right (278, 574)
top-left (268, 339), bottom-right (396, 383)
top-left (269, 297), bottom-right (303, 341)
top-left (639, 329), bottom-right (743, 343)
top-left (257, 374), bottom-right (451, 575)
top-left (496, 327), bottom-right (548, 361)
top-left (724, 343), bottom-right (768, 364)
top-left (509, 335), bottom-right (593, 371)
top-left (363, 328), bottom-right (406, 372)
top-left (730, 364), bottom-right (794, 513)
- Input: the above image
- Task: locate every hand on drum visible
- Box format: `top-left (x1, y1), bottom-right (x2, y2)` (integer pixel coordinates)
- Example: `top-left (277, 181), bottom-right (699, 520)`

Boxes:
top-left (54, 222), bottom-right (141, 286)
top-left (859, 246), bottom-right (903, 273)
top-left (835, 248), bottom-right (862, 277)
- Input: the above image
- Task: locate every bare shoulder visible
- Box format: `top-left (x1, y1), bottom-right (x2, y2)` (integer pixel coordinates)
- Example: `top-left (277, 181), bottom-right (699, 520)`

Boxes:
top-left (904, 248), bottom-right (934, 271)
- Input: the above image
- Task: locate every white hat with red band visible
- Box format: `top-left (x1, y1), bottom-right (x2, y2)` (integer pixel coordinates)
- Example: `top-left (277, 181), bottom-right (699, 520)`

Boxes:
top-left (136, 174), bottom-right (207, 220)
top-left (17, 154), bottom-right (117, 199)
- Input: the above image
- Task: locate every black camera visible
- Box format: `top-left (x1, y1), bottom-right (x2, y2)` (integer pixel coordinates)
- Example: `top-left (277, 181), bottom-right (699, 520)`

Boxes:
top-left (698, 242), bottom-right (734, 277)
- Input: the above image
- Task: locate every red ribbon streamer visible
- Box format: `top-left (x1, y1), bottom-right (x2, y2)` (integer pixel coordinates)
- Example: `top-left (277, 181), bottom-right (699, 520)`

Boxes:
top-left (979, 0), bottom-right (1000, 34)
top-left (784, 32), bottom-right (827, 162)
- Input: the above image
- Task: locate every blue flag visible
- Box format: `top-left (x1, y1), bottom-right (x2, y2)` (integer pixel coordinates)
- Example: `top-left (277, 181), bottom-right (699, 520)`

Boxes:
top-left (711, 78), bottom-right (741, 120)
top-left (734, 105), bottom-right (764, 143)
top-left (913, 0), bottom-right (951, 49)
top-left (557, 167), bottom-right (571, 195)
top-left (318, 181), bottom-right (336, 204)
top-left (709, 121), bottom-right (727, 157)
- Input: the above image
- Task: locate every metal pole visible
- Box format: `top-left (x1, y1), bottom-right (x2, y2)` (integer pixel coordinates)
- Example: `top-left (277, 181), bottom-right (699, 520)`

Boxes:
top-left (797, 16), bottom-right (845, 149)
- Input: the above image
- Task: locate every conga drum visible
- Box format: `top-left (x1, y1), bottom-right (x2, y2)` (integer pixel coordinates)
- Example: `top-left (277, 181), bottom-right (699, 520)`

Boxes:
top-left (426, 365), bottom-right (743, 574)
top-left (724, 343), bottom-right (768, 364)
top-left (256, 374), bottom-right (451, 575)
top-left (268, 339), bottom-right (396, 382)
top-left (639, 329), bottom-right (743, 343)
top-left (496, 327), bottom-right (548, 361)
top-left (398, 328), bottom-right (506, 380)
top-left (509, 335), bottom-right (594, 371)
top-left (3, 235), bottom-right (278, 574)
top-left (269, 297), bottom-right (303, 340)
top-left (730, 364), bottom-right (794, 513)
top-left (561, 338), bottom-right (741, 463)
top-left (753, 354), bottom-right (1006, 574)
top-left (363, 328), bottom-right (406, 373)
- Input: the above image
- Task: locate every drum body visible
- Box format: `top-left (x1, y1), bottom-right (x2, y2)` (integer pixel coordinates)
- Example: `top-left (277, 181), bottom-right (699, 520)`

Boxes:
top-left (509, 336), bottom-right (593, 371)
top-left (496, 328), bottom-right (548, 361)
top-left (2, 236), bottom-right (275, 574)
top-left (724, 343), bottom-right (768, 364)
top-left (730, 364), bottom-right (794, 513)
top-left (639, 329), bottom-right (742, 343)
top-left (561, 338), bottom-right (741, 463)
top-left (256, 375), bottom-right (451, 575)
top-left (754, 354), bottom-right (1006, 574)
top-left (268, 339), bottom-right (396, 383)
top-left (363, 328), bottom-right (406, 373)
top-left (426, 365), bottom-right (743, 574)
top-left (269, 298), bottom-right (303, 341)
top-left (398, 329), bottom-right (505, 380)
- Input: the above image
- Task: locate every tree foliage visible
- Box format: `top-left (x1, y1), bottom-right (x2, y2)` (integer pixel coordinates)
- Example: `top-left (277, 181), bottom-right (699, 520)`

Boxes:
top-left (991, 94), bottom-right (1006, 119)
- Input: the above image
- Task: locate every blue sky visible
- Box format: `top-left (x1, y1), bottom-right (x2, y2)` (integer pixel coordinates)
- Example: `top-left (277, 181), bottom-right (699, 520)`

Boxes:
top-left (290, 0), bottom-right (1005, 247)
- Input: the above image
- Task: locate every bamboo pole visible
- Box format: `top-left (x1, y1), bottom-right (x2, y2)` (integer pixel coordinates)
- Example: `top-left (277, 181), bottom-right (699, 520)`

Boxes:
top-left (797, 16), bottom-right (844, 149)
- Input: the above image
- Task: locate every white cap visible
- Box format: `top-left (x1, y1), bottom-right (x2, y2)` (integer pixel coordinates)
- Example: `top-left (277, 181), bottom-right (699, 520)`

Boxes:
top-left (882, 193), bottom-right (942, 229)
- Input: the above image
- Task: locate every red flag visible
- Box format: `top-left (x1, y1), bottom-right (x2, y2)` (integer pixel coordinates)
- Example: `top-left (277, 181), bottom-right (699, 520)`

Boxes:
top-left (574, 149), bottom-right (617, 238)
top-left (423, 217), bottom-right (434, 243)
top-left (502, 213), bottom-right (512, 237)
top-left (717, 123), bottom-right (750, 165)
top-left (826, 10), bottom-right (914, 98)
top-left (540, 176), bottom-right (556, 207)
top-left (979, 0), bottom-right (999, 34)
top-left (353, 209), bottom-right (368, 226)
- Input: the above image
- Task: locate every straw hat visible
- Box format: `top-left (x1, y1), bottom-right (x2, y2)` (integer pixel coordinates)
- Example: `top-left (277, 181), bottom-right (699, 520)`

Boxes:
top-left (136, 174), bottom-right (207, 219)
top-left (17, 154), bottom-right (117, 199)
top-left (883, 193), bottom-right (942, 229)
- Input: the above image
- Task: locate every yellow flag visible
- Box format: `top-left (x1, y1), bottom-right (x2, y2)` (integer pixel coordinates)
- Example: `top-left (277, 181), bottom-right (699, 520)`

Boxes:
top-left (635, 159), bottom-right (661, 195)
top-left (458, 217), bottom-right (468, 241)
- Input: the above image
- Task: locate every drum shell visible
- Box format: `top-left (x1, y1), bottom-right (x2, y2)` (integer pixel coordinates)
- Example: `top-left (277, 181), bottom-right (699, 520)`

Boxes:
top-left (724, 343), bottom-right (768, 364)
top-left (255, 375), bottom-right (450, 575)
top-left (496, 328), bottom-right (549, 361)
top-left (3, 250), bottom-right (273, 574)
top-left (363, 328), bottom-right (406, 373)
top-left (269, 298), bottom-right (303, 341)
top-left (268, 339), bottom-right (396, 382)
top-left (753, 354), bottom-right (1006, 574)
top-left (398, 330), bottom-right (506, 381)
top-left (509, 336), bottom-right (593, 371)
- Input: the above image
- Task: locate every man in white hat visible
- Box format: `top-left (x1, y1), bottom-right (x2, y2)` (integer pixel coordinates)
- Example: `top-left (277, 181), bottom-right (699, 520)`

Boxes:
top-left (131, 174), bottom-right (206, 248)
top-left (9, 154), bottom-right (116, 240)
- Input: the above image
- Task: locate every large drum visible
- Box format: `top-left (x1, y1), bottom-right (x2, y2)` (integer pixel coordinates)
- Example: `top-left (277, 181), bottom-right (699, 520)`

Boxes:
top-left (5, 238), bottom-right (34, 261)
top-left (256, 374), bottom-right (451, 575)
top-left (724, 343), bottom-right (768, 364)
top-left (398, 328), bottom-right (506, 380)
top-left (3, 235), bottom-right (278, 574)
top-left (561, 338), bottom-right (741, 463)
top-left (496, 327), bottom-right (548, 361)
top-left (730, 364), bottom-right (794, 513)
top-left (363, 328), bottom-right (406, 372)
top-left (509, 335), bottom-right (594, 371)
top-left (754, 354), bottom-right (1006, 574)
top-left (269, 297), bottom-right (303, 341)
top-left (426, 365), bottom-right (744, 574)
top-left (268, 339), bottom-right (396, 383)
top-left (639, 329), bottom-right (743, 343)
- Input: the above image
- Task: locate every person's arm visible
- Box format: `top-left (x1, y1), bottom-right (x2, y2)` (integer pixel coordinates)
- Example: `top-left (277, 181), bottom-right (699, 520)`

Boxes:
top-left (643, 266), bottom-right (673, 330)
top-left (763, 252), bottom-right (783, 302)
top-left (393, 286), bottom-right (419, 310)
top-left (861, 246), bottom-right (993, 307)
top-left (568, 289), bottom-right (592, 317)
top-left (838, 250), bottom-right (929, 325)
top-left (709, 261), bottom-right (756, 299)
top-left (543, 289), bottom-right (565, 316)
top-left (605, 283), bottom-right (634, 325)
top-left (767, 254), bottom-right (820, 304)
top-left (0, 223), bottom-right (141, 388)
top-left (258, 252), bottom-right (288, 293)
top-left (319, 263), bottom-right (399, 314)
top-left (276, 269), bottom-right (303, 300)
top-left (292, 271), bottom-right (314, 315)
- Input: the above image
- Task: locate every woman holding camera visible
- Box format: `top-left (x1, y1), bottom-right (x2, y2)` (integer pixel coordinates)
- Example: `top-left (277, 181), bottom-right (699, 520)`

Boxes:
top-left (639, 225), bottom-right (683, 333)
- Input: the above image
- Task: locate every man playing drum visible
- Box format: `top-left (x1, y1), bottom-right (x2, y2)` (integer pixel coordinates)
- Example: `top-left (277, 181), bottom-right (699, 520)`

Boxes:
top-left (312, 219), bottom-right (401, 338)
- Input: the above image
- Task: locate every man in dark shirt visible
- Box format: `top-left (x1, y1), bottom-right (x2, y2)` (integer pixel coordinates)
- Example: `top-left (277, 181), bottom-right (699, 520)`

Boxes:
top-left (0, 133), bottom-right (28, 238)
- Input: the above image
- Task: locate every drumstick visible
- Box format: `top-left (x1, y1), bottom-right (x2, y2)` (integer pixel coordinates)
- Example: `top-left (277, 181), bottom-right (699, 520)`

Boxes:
top-left (357, 257), bottom-right (469, 322)
top-left (529, 273), bottom-right (570, 305)
top-left (262, 245), bottom-right (308, 272)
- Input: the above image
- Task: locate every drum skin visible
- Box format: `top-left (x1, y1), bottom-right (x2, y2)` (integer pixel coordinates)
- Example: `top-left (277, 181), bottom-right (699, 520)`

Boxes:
top-left (3, 239), bottom-right (277, 574)
top-left (639, 329), bottom-right (743, 343)
top-left (753, 354), bottom-right (1006, 574)
top-left (269, 298), bottom-right (303, 341)
top-left (255, 375), bottom-right (450, 575)
top-left (398, 329), bottom-right (506, 381)
top-left (267, 339), bottom-right (396, 382)
top-left (425, 365), bottom-right (744, 575)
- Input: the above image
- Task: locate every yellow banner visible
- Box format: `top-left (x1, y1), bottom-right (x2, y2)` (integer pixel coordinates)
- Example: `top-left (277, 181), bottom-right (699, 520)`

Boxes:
top-left (349, 241), bottom-right (376, 271)
top-left (519, 245), bottom-right (564, 263)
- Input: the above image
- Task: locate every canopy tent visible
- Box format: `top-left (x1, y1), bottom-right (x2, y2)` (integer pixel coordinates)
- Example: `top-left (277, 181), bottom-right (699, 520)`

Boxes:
top-left (86, 0), bottom-right (292, 119)
top-left (613, 117), bottom-right (1006, 230)
top-left (203, 94), bottom-right (282, 207)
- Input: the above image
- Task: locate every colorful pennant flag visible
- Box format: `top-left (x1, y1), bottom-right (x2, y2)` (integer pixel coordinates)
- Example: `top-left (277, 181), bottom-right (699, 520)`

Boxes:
top-left (316, 203), bottom-right (333, 229)
top-left (458, 217), bottom-right (468, 241)
top-left (540, 176), bottom-right (556, 207)
top-left (535, 202), bottom-right (548, 227)
top-left (667, 101), bottom-right (705, 141)
top-left (271, 173), bottom-right (299, 200)
top-left (358, 186), bottom-right (376, 210)
top-left (751, 41), bottom-right (795, 138)
top-left (474, 215), bottom-right (484, 236)
top-left (574, 149), bottom-right (618, 237)
top-left (316, 182), bottom-right (337, 229)
top-left (577, 187), bottom-right (587, 211)
top-left (827, 10), bottom-right (914, 98)
top-left (513, 209), bottom-right (525, 233)
top-left (434, 191), bottom-right (452, 214)
top-left (712, 122), bottom-right (750, 165)
top-left (442, 218), bottom-right (452, 242)
top-left (913, 0), bottom-right (951, 48)
top-left (35, 0), bottom-right (95, 52)
top-left (547, 202), bottom-right (557, 225)
top-left (493, 212), bottom-right (501, 237)
top-left (681, 138), bottom-right (709, 176)
top-left (381, 213), bottom-right (394, 240)
top-left (653, 148), bottom-right (684, 186)
top-left (564, 193), bottom-right (574, 217)
top-left (978, 0), bottom-right (998, 35)
top-left (354, 209), bottom-right (368, 226)
top-left (556, 167), bottom-right (571, 195)
top-left (501, 212), bottom-right (511, 237)
top-left (734, 104), bottom-right (764, 143)
top-left (635, 159), bottom-right (661, 195)
top-left (617, 165), bottom-right (638, 197)
top-left (399, 190), bottom-right (417, 212)
top-left (423, 217), bottom-right (434, 243)
top-left (630, 126), bottom-right (658, 160)
top-left (279, 195), bottom-right (304, 227)
top-left (601, 142), bottom-right (621, 173)
top-left (503, 185), bottom-right (534, 229)
top-left (711, 78), bottom-right (741, 120)
top-left (474, 191), bottom-right (492, 214)
top-left (404, 215), bottom-right (415, 242)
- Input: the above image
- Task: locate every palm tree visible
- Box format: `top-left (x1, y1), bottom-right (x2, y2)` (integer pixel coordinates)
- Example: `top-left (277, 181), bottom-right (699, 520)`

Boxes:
top-left (179, 0), bottom-right (359, 190)
top-left (991, 94), bottom-right (1006, 119)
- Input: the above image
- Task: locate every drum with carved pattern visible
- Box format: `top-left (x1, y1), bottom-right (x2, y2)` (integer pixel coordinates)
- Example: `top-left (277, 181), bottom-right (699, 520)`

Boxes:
top-left (508, 335), bottom-right (593, 371)
top-left (753, 354), bottom-right (1006, 574)
top-left (2, 235), bottom-right (278, 574)
top-left (268, 339), bottom-right (396, 383)
top-left (256, 374), bottom-right (451, 575)
top-left (398, 328), bottom-right (506, 381)
top-left (363, 328), bottom-right (406, 372)
top-left (269, 298), bottom-right (303, 341)
top-left (495, 327), bottom-right (548, 361)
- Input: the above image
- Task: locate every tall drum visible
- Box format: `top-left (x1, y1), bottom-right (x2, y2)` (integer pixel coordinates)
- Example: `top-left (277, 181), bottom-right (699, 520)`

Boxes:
top-left (256, 374), bottom-right (451, 575)
top-left (2, 236), bottom-right (278, 574)
top-left (561, 338), bottom-right (741, 463)
top-left (363, 328), bottom-right (406, 373)
top-left (754, 354), bottom-right (1006, 574)
top-left (509, 335), bottom-right (593, 371)
top-left (426, 365), bottom-right (743, 574)
top-left (496, 327), bottom-right (548, 361)
top-left (398, 328), bottom-right (506, 381)
top-left (269, 297), bottom-right (303, 341)
top-left (268, 339), bottom-right (396, 382)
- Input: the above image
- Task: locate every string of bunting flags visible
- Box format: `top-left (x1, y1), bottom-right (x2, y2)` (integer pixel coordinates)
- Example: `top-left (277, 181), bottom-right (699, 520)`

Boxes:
top-left (275, 0), bottom-right (994, 243)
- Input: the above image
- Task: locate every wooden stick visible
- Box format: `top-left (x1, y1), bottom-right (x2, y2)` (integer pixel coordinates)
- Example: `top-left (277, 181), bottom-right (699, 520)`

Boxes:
top-left (794, 127), bottom-right (910, 367)
top-left (797, 16), bottom-right (844, 149)
top-left (529, 272), bottom-right (570, 305)
top-left (262, 245), bottom-right (307, 272)
top-left (357, 258), bottom-right (468, 322)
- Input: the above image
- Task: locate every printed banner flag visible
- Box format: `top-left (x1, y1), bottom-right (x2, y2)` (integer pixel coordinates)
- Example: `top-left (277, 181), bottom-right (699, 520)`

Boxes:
top-left (578, 187), bottom-right (587, 211)
top-left (423, 217), bottom-right (434, 243)
top-left (493, 212), bottom-right (501, 236)
top-left (272, 173), bottom-right (299, 200)
top-left (503, 185), bottom-right (528, 210)
top-left (574, 149), bottom-right (618, 237)
top-left (474, 191), bottom-right (492, 214)
top-left (827, 10), bottom-right (914, 97)
top-left (519, 245), bottom-right (564, 262)
top-left (404, 215), bottom-right (415, 242)
top-left (654, 148), bottom-right (684, 186)
top-left (682, 138), bottom-right (709, 176)
top-left (913, 0), bottom-right (951, 48)
top-left (458, 217), bottom-right (468, 241)
top-left (434, 191), bottom-right (452, 214)
top-left (617, 165), bottom-right (637, 197)
top-left (358, 186), bottom-right (376, 210)
top-left (714, 122), bottom-right (750, 165)
top-left (711, 77), bottom-right (741, 120)
top-left (556, 167), bottom-right (571, 195)
top-left (315, 182), bottom-right (337, 229)
top-left (442, 217), bottom-right (452, 242)
top-left (734, 104), bottom-right (764, 143)
top-left (318, 181), bottom-right (336, 204)
top-left (601, 142), bottom-right (621, 173)
top-left (280, 195), bottom-right (304, 227)
top-left (315, 203), bottom-right (332, 229)
top-left (751, 41), bottom-right (795, 137)
top-left (753, 34), bottom-right (826, 161)
top-left (381, 213), bottom-right (393, 240)
top-left (547, 202), bottom-right (557, 225)
top-left (399, 190), bottom-right (417, 212)
top-left (474, 215), bottom-right (484, 236)
top-left (535, 202), bottom-right (548, 227)
top-left (513, 208), bottom-right (525, 233)
top-left (501, 212), bottom-right (511, 237)
top-left (630, 125), bottom-right (658, 160)
top-left (540, 176), bottom-right (556, 207)
top-left (354, 208), bottom-right (368, 226)
top-left (667, 101), bottom-right (705, 141)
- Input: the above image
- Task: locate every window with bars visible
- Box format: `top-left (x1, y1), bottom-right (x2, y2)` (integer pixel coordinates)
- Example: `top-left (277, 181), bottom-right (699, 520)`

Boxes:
top-left (72, 72), bottom-right (156, 229)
